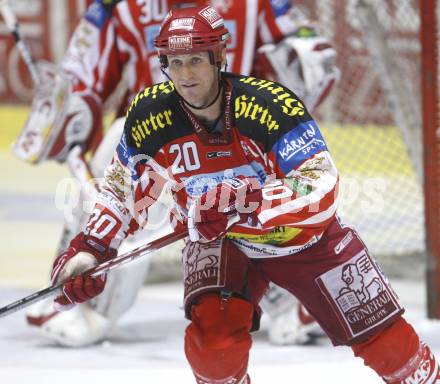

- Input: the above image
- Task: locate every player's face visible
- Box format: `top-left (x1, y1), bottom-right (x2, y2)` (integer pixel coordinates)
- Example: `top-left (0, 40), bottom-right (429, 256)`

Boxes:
top-left (167, 52), bottom-right (219, 108)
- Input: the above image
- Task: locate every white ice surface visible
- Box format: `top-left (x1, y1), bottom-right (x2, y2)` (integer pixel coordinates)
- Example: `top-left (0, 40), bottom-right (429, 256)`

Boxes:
top-left (0, 279), bottom-right (439, 384)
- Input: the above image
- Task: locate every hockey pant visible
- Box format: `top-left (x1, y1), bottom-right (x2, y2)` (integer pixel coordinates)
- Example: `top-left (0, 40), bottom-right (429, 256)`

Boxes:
top-left (182, 218), bottom-right (439, 383)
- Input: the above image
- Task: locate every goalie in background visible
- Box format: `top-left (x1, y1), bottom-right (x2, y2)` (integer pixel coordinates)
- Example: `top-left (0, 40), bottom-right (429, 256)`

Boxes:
top-left (17, 0), bottom-right (339, 347)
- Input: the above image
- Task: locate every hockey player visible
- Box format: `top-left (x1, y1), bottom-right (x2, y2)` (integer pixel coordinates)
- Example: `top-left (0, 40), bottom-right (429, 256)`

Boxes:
top-left (20, 0), bottom-right (338, 346)
top-left (47, 5), bottom-right (440, 383)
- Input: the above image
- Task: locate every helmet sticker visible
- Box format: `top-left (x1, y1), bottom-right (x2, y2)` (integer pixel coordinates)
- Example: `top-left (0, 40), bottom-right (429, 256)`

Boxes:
top-left (198, 6), bottom-right (223, 29)
top-left (169, 17), bottom-right (196, 31)
top-left (169, 34), bottom-right (193, 50)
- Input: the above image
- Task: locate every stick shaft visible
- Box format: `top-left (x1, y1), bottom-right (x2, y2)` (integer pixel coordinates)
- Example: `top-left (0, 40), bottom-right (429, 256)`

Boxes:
top-left (0, 229), bottom-right (187, 319)
top-left (0, 0), bottom-right (41, 86)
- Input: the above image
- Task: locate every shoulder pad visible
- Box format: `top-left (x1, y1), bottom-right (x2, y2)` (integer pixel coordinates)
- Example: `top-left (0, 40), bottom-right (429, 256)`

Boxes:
top-left (126, 81), bottom-right (176, 116)
top-left (124, 81), bottom-right (192, 156)
top-left (229, 74), bottom-right (313, 150)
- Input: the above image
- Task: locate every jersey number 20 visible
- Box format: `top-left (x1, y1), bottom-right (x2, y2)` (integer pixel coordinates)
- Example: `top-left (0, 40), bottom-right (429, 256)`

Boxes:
top-left (169, 141), bottom-right (201, 174)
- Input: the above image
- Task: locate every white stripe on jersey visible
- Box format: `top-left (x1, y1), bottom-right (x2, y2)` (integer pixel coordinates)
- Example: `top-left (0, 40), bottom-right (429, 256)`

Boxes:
top-left (258, 10), bottom-right (274, 44)
top-left (241, 0), bottom-right (258, 75)
top-left (292, 200), bottom-right (338, 226)
top-left (117, 2), bottom-right (148, 62)
top-left (117, 38), bottom-right (138, 90)
top-left (257, 153), bottom-right (338, 225)
top-left (97, 24), bottom-right (115, 94)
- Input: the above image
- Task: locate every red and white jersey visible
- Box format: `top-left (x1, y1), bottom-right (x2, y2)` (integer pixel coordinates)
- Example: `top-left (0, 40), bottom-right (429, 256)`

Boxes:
top-left (62, 0), bottom-right (303, 108)
top-left (84, 73), bottom-right (339, 258)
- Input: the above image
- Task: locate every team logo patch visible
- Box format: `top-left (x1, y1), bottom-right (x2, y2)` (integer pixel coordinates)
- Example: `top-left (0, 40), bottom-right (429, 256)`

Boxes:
top-left (169, 34), bottom-right (192, 50)
top-left (169, 18), bottom-right (195, 31)
top-left (198, 6), bottom-right (224, 29)
top-left (316, 250), bottom-right (402, 338)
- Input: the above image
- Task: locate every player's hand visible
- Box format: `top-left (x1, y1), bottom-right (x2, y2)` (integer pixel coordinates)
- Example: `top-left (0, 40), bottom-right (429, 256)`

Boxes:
top-left (50, 233), bottom-right (117, 311)
top-left (188, 176), bottom-right (262, 243)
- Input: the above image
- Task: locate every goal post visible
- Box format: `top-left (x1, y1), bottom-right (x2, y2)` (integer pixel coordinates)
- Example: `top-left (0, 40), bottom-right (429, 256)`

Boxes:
top-left (420, 0), bottom-right (440, 319)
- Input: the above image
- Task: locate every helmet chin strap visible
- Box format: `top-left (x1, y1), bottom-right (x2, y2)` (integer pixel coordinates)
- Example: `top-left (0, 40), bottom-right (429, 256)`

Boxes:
top-left (161, 63), bottom-right (226, 111)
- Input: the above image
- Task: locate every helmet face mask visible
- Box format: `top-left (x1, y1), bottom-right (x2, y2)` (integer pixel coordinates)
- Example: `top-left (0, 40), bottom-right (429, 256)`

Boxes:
top-left (154, 5), bottom-right (229, 70)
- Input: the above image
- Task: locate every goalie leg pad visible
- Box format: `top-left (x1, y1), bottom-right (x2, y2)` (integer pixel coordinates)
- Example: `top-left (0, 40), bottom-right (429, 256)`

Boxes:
top-left (352, 316), bottom-right (440, 383)
top-left (185, 293), bottom-right (253, 383)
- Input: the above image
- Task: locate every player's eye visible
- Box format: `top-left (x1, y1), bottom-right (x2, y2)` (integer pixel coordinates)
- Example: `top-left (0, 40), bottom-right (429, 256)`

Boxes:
top-left (191, 57), bottom-right (202, 64)
top-left (170, 59), bottom-right (182, 67)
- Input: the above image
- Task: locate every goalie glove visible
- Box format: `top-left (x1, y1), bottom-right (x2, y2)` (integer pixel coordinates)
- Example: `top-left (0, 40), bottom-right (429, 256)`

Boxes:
top-left (13, 61), bottom-right (102, 163)
top-left (50, 232), bottom-right (117, 311)
top-left (253, 26), bottom-right (340, 111)
top-left (188, 176), bottom-right (262, 243)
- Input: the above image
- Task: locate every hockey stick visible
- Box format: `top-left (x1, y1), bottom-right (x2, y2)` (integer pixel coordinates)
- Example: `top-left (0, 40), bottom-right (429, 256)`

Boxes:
top-left (0, 0), bottom-right (41, 87)
top-left (0, 229), bottom-right (188, 319)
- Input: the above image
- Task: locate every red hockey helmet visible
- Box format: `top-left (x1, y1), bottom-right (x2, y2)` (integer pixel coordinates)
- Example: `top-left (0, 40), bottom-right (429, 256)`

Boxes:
top-left (154, 5), bottom-right (230, 68)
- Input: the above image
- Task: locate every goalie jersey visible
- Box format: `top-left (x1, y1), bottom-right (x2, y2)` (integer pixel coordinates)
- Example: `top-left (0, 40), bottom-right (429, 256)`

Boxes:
top-left (85, 73), bottom-right (339, 258)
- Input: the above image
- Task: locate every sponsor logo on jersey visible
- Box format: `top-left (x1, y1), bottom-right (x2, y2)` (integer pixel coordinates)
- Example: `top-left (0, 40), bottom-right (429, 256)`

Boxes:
top-left (316, 250), bottom-right (402, 338)
top-left (235, 94), bottom-right (280, 132)
top-left (224, 177), bottom-right (245, 190)
top-left (169, 18), bottom-right (195, 31)
top-left (182, 162), bottom-right (266, 197)
top-left (127, 82), bottom-right (175, 114)
top-left (226, 226), bottom-right (302, 246)
top-left (169, 34), bottom-right (192, 50)
top-left (206, 150), bottom-right (232, 159)
top-left (272, 120), bottom-right (327, 174)
top-left (198, 6), bottom-right (224, 29)
top-left (334, 231), bottom-right (354, 254)
top-left (239, 77), bottom-right (305, 117)
top-left (131, 109), bottom-right (173, 148)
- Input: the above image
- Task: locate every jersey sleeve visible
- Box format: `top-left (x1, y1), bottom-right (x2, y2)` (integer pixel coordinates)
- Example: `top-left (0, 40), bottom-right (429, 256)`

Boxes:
top-left (253, 84), bottom-right (339, 231)
top-left (81, 97), bottom-right (170, 250)
top-left (61, 1), bottom-right (125, 103)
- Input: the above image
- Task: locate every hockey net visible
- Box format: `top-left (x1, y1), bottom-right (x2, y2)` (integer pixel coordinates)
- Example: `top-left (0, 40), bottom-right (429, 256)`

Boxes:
top-left (288, 1), bottom-right (423, 273)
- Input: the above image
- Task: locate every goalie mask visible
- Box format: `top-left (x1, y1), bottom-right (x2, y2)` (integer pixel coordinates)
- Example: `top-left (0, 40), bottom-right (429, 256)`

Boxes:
top-left (254, 29), bottom-right (340, 111)
top-left (13, 61), bottom-right (97, 163)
